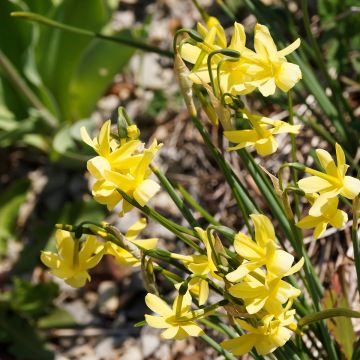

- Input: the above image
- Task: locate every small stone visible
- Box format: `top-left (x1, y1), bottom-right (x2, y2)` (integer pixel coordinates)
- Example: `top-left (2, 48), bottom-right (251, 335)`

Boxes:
top-left (140, 332), bottom-right (160, 357)
top-left (95, 338), bottom-right (115, 360)
top-left (97, 281), bottom-right (120, 316)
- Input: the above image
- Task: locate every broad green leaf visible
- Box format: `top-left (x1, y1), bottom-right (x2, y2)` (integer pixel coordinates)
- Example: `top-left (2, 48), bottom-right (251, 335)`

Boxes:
top-left (69, 32), bottom-right (135, 119)
top-left (36, 0), bottom-right (111, 121)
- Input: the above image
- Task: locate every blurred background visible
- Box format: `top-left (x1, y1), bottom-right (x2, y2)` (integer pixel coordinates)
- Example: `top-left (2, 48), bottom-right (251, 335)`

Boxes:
top-left (0, 0), bottom-right (359, 359)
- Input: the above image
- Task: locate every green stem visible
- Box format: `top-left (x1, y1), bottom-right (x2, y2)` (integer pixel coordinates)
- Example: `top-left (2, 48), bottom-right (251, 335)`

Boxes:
top-left (177, 184), bottom-right (221, 226)
top-left (299, 308), bottom-right (360, 328)
top-left (288, 91), bottom-right (301, 219)
top-left (300, 1), bottom-right (352, 141)
top-left (11, 11), bottom-right (173, 58)
top-left (190, 112), bottom-right (257, 235)
top-left (117, 190), bottom-right (202, 252)
top-left (200, 334), bottom-right (237, 360)
top-left (352, 197), bottom-right (360, 300)
top-left (0, 49), bottom-right (57, 128)
top-left (150, 165), bottom-right (199, 228)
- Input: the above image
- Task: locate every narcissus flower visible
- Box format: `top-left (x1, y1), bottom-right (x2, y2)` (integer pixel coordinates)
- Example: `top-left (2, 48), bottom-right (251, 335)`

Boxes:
top-left (145, 292), bottom-right (204, 340)
top-left (41, 230), bottom-right (105, 288)
top-left (106, 218), bottom-right (158, 266)
top-left (239, 24), bottom-right (302, 96)
top-left (181, 21), bottom-right (302, 97)
top-left (298, 143), bottom-right (360, 216)
top-left (224, 111), bottom-right (301, 156)
top-left (221, 308), bottom-right (297, 355)
top-left (228, 269), bottom-right (302, 316)
top-left (297, 196), bottom-right (348, 239)
top-left (226, 214), bottom-right (304, 282)
top-left (81, 121), bottom-right (162, 214)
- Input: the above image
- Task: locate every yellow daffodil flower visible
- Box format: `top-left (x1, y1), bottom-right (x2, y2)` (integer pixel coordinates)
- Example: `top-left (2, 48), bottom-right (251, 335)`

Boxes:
top-left (226, 214), bottom-right (304, 281)
top-left (104, 140), bottom-right (162, 207)
top-left (145, 292), bottom-right (204, 340)
top-left (106, 218), bottom-right (158, 266)
top-left (238, 24), bottom-right (302, 96)
top-left (181, 20), bottom-right (301, 97)
top-left (224, 111), bottom-right (301, 156)
top-left (297, 196), bottom-right (348, 239)
top-left (41, 230), bottom-right (105, 288)
top-left (221, 308), bottom-right (297, 355)
top-left (228, 270), bottom-right (302, 315)
top-left (81, 121), bottom-right (162, 213)
top-left (298, 143), bottom-right (360, 216)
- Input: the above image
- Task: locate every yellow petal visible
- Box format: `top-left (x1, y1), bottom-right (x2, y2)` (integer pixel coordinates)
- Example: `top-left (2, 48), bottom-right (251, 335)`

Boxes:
top-left (341, 176), bottom-right (360, 199)
top-left (297, 215), bottom-right (322, 229)
top-left (65, 272), bottom-right (89, 288)
top-left (234, 233), bottom-right (263, 259)
top-left (80, 126), bottom-right (95, 150)
top-left (267, 250), bottom-right (294, 277)
top-left (275, 62), bottom-right (302, 93)
top-left (316, 149), bottom-right (337, 176)
top-left (278, 38), bottom-right (301, 57)
top-left (309, 193), bottom-right (337, 217)
top-left (255, 135), bottom-right (278, 156)
top-left (246, 296), bottom-right (267, 314)
top-left (221, 334), bottom-right (256, 356)
top-left (254, 24), bottom-right (278, 61)
top-left (182, 324), bottom-right (204, 337)
top-left (297, 176), bottom-right (333, 194)
top-left (180, 43), bottom-right (202, 64)
top-left (98, 120), bottom-right (111, 158)
top-left (283, 257), bottom-right (304, 276)
top-left (41, 251), bottom-right (60, 270)
top-left (313, 221), bottom-right (328, 239)
top-left (133, 179), bottom-right (160, 207)
top-left (329, 210), bottom-right (348, 229)
top-left (250, 214), bottom-right (275, 248)
top-left (258, 78), bottom-right (276, 97)
top-left (229, 22), bottom-right (246, 51)
top-left (145, 315), bottom-right (167, 328)
top-left (87, 156), bottom-right (111, 179)
top-left (224, 129), bottom-right (258, 144)
top-left (103, 170), bottom-right (134, 192)
top-left (132, 238), bottom-right (158, 250)
top-left (145, 293), bottom-right (172, 316)
top-left (161, 326), bottom-right (181, 340)
top-left (125, 218), bottom-right (147, 240)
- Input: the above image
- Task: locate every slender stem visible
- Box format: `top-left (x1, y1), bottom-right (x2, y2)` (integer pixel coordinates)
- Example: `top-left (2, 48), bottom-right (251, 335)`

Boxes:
top-left (299, 308), bottom-right (360, 328)
top-left (0, 49), bottom-right (58, 127)
top-left (200, 334), bottom-right (237, 360)
top-left (288, 91), bottom-right (301, 219)
top-left (352, 197), bottom-right (360, 300)
top-left (150, 165), bottom-right (199, 228)
top-left (117, 190), bottom-right (202, 253)
top-left (177, 184), bottom-right (221, 226)
top-left (300, 1), bottom-right (352, 135)
top-left (190, 113), bottom-right (256, 234)
top-left (11, 11), bottom-right (173, 58)
top-left (215, 0), bottom-right (236, 21)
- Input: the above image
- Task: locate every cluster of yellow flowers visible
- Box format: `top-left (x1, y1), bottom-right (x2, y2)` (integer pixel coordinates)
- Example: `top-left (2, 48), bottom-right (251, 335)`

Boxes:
top-left (39, 13), bottom-right (360, 360)
top-left (179, 17), bottom-right (302, 156)
top-left (297, 144), bottom-right (360, 238)
top-left (41, 218), bottom-right (158, 288)
top-left (81, 120), bottom-right (162, 215)
top-left (142, 215), bottom-right (303, 356)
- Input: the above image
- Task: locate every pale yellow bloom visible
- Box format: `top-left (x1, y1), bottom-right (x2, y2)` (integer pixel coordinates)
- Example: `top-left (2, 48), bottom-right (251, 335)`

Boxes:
top-left (224, 111), bottom-right (301, 156)
top-left (228, 270), bottom-right (302, 316)
top-left (104, 140), bottom-right (162, 207)
top-left (81, 121), bottom-right (162, 213)
top-left (106, 218), bottom-right (158, 266)
top-left (145, 292), bottom-right (204, 340)
top-left (298, 143), bottom-right (360, 216)
top-left (226, 214), bottom-right (304, 281)
top-left (297, 196), bottom-right (348, 239)
top-left (181, 21), bottom-right (302, 97)
top-left (41, 230), bottom-right (104, 288)
top-left (221, 308), bottom-right (297, 355)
